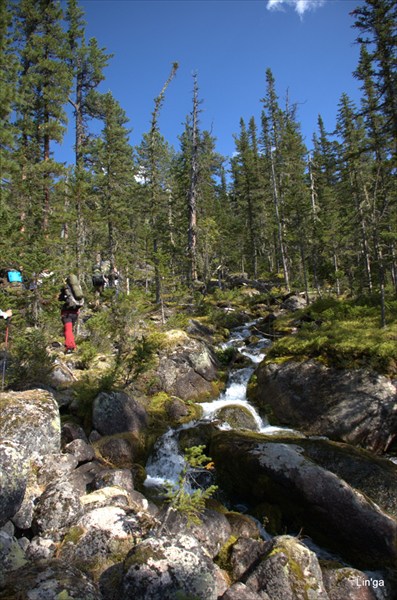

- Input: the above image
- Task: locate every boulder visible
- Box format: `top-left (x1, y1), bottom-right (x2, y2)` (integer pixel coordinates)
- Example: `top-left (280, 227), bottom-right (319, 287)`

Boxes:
top-left (0, 529), bottom-right (28, 585)
top-left (244, 535), bottom-right (329, 599)
top-left (0, 440), bottom-right (28, 526)
top-left (32, 480), bottom-right (83, 538)
top-left (250, 359), bottom-right (397, 453)
top-left (156, 508), bottom-right (232, 558)
top-left (92, 390), bottom-right (148, 436)
top-left (216, 404), bottom-right (259, 431)
top-left (0, 389), bottom-right (61, 462)
top-left (121, 534), bottom-right (220, 600)
top-left (0, 560), bottom-right (101, 600)
top-left (211, 430), bottom-right (397, 569)
top-left (65, 438), bottom-right (95, 463)
top-left (154, 330), bottom-right (220, 400)
top-left (322, 566), bottom-right (388, 600)
top-left (221, 582), bottom-right (270, 599)
top-left (57, 505), bottom-right (140, 580)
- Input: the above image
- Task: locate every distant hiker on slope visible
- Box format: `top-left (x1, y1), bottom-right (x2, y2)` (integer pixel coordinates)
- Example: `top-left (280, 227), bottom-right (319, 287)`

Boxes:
top-left (58, 275), bottom-right (84, 354)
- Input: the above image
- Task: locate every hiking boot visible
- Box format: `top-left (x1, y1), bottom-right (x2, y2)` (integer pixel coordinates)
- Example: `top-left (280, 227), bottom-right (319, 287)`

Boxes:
top-left (65, 348), bottom-right (75, 355)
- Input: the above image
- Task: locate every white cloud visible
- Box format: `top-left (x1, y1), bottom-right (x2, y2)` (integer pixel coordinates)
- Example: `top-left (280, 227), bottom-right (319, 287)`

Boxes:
top-left (266, 0), bottom-right (326, 18)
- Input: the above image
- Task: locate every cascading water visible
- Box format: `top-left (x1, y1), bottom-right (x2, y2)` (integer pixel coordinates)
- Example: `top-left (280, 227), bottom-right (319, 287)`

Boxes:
top-left (144, 320), bottom-right (288, 490)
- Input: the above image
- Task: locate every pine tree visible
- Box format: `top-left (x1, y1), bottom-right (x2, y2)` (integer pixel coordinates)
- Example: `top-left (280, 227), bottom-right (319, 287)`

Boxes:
top-left (65, 0), bottom-right (112, 274)
top-left (86, 91), bottom-right (135, 277)
top-left (351, 0), bottom-right (397, 158)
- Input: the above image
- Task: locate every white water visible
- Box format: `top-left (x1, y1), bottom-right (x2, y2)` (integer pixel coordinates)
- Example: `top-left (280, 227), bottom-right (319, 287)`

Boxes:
top-left (144, 322), bottom-right (290, 489)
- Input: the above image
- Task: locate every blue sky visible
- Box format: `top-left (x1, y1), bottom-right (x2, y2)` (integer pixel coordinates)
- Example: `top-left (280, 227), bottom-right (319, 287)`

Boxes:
top-left (59, 0), bottom-right (364, 162)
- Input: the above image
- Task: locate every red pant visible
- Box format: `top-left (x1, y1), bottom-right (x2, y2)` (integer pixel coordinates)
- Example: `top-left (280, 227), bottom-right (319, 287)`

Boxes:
top-left (61, 311), bottom-right (78, 350)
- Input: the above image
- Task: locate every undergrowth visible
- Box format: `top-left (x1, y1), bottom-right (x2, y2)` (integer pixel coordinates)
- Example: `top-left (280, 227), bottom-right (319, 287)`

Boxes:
top-left (267, 295), bottom-right (397, 375)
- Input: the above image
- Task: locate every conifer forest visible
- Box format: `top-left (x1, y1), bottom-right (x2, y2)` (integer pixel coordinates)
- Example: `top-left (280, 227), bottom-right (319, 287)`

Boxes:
top-left (0, 0), bottom-right (396, 332)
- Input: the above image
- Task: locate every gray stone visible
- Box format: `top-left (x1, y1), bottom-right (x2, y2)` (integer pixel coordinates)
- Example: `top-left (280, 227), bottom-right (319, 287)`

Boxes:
top-left (0, 440), bottom-right (28, 526)
top-left (251, 359), bottom-right (397, 453)
top-left (0, 389), bottom-right (61, 462)
top-left (93, 390), bottom-right (148, 436)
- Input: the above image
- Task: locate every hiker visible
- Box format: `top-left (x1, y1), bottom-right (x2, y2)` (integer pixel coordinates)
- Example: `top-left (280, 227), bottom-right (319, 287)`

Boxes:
top-left (58, 275), bottom-right (84, 354)
top-left (0, 309), bottom-right (12, 320)
top-left (92, 263), bottom-right (108, 297)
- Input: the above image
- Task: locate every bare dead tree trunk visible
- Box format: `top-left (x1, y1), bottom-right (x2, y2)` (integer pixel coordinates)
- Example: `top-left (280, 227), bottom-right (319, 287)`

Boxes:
top-left (187, 73), bottom-right (199, 284)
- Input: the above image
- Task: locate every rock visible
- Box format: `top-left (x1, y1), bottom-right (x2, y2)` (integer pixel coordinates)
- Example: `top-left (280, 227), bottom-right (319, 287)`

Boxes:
top-left (221, 582), bottom-right (270, 599)
top-left (65, 438), bottom-right (95, 463)
top-left (0, 389), bottom-right (61, 462)
top-left (80, 486), bottom-right (131, 510)
top-left (229, 537), bottom-right (268, 580)
top-left (92, 390), bottom-right (148, 436)
top-left (0, 560), bottom-right (101, 599)
top-left (244, 535), bottom-right (329, 599)
top-left (32, 480), bottom-right (83, 538)
top-left (157, 508), bottom-right (232, 558)
top-left (95, 435), bottom-right (137, 468)
top-left (11, 466), bottom-right (42, 530)
top-left (0, 440), bottom-right (28, 526)
top-left (0, 529), bottom-right (28, 585)
top-left (36, 453), bottom-right (79, 487)
top-left (187, 319), bottom-right (216, 341)
top-left (250, 359), bottom-right (397, 453)
top-left (280, 293), bottom-right (307, 311)
top-left (211, 430), bottom-right (397, 569)
top-left (121, 534), bottom-right (219, 600)
top-left (59, 504), bottom-right (148, 578)
top-left (154, 330), bottom-right (220, 400)
top-left (216, 404), bottom-right (259, 431)
top-left (49, 360), bottom-right (76, 389)
top-left (225, 511), bottom-right (261, 539)
top-left (94, 467), bottom-right (134, 494)
top-left (322, 566), bottom-right (387, 599)
top-left (26, 536), bottom-right (57, 561)
top-left (61, 421), bottom-right (89, 447)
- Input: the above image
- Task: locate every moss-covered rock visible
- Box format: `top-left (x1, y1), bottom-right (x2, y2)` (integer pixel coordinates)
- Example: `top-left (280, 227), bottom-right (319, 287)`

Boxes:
top-left (249, 359), bottom-right (397, 453)
top-left (210, 430), bottom-right (397, 569)
top-left (0, 389), bottom-right (61, 462)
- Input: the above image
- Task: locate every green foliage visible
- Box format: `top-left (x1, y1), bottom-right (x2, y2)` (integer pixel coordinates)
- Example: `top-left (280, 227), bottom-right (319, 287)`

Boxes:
top-left (75, 339), bottom-right (98, 369)
top-left (267, 295), bottom-right (397, 374)
top-left (6, 328), bottom-right (54, 390)
top-left (214, 345), bottom-right (236, 366)
top-left (162, 445), bottom-right (218, 528)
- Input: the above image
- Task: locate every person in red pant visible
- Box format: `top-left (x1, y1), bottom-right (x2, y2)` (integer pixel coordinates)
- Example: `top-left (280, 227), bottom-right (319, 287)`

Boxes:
top-left (58, 285), bottom-right (80, 354)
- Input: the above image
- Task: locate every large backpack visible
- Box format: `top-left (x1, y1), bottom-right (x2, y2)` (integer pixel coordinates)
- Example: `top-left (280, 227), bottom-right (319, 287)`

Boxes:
top-left (64, 274), bottom-right (84, 309)
top-left (0, 268), bottom-right (24, 294)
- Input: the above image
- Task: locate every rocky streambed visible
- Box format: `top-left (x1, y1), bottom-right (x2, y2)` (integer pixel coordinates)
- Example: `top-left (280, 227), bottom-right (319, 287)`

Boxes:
top-left (0, 316), bottom-right (396, 599)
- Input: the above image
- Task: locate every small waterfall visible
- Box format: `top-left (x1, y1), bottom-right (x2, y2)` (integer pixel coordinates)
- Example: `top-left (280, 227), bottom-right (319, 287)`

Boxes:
top-left (144, 320), bottom-right (290, 490)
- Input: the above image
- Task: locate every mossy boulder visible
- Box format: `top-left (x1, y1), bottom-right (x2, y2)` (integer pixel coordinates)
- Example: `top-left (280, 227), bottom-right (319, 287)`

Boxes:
top-left (249, 359), bottom-right (397, 453)
top-left (152, 329), bottom-right (221, 401)
top-left (0, 389), bottom-right (61, 462)
top-left (210, 430), bottom-right (397, 569)
top-left (121, 534), bottom-right (220, 600)
top-left (0, 560), bottom-right (101, 600)
top-left (215, 404), bottom-right (259, 431)
top-left (244, 535), bottom-right (328, 599)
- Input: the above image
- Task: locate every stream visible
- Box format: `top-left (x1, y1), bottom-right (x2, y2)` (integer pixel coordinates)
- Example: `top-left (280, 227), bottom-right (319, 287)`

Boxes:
top-left (144, 321), bottom-right (286, 490)
top-left (143, 321), bottom-right (391, 595)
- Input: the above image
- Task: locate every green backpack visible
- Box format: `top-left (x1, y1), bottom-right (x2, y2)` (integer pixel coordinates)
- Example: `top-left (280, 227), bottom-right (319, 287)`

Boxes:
top-left (65, 274), bottom-right (84, 308)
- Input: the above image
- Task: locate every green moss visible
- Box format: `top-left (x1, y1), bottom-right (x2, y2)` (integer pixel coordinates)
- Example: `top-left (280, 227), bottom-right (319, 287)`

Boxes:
top-left (214, 535), bottom-right (238, 575)
top-left (265, 295), bottom-right (397, 375)
top-left (124, 545), bottom-right (166, 571)
top-left (62, 526), bottom-right (85, 545)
